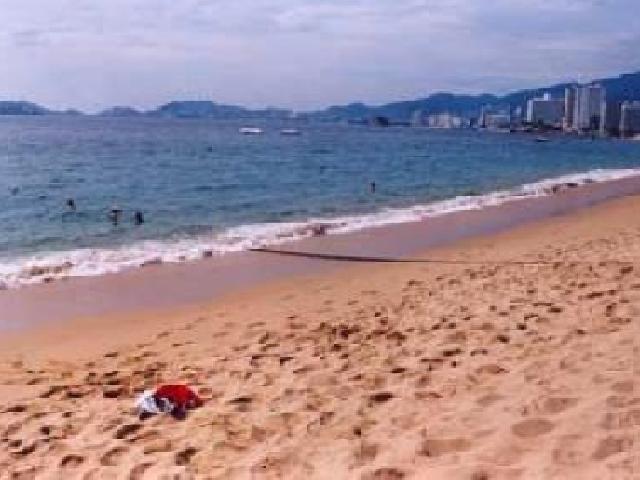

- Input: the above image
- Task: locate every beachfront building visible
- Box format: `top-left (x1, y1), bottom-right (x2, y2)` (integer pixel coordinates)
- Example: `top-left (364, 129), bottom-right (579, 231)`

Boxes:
top-left (410, 109), bottom-right (427, 127)
top-left (620, 101), bottom-right (640, 138)
top-left (526, 93), bottom-right (564, 128)
top-left (426, 112), bottom-right (465, 129)
top-left (510, 106), bottom-right (524, 128)
top-left (563, 86), bottom-right (576, 131)
top-left (483, 112), bottom-right (511, 130)
top-left (410, 110), bottom-right (467, 128)
top-left (479, 105), bottom-right (512, 130)
top-left (599, 100), bottom-right (622, 137)
top-left (572, 83), bottom-right (605, 132)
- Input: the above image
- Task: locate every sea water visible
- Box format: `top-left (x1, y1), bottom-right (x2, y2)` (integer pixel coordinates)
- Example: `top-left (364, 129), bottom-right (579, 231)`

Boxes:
top-left (2, 115), bottom-right (640, 288)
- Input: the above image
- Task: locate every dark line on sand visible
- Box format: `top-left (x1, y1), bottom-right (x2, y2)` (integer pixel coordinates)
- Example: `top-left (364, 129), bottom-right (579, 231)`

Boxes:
top-left (249, 247), bottom-right (606, 266)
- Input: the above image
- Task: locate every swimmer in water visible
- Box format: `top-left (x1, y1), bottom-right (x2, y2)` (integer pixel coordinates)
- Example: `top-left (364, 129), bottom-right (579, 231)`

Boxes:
top-left (134, 210), bottom-right (145, 225)
top-left (66, 198), bottom-right (76, 211)
top-left (109, 206), bottom-right (123, 225)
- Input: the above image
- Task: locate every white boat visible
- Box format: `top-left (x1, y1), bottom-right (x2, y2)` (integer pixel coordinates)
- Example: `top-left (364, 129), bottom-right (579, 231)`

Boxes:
top-left (280, 128), bottom-right (301, 136)
top-left (239, 127), bottom-right (264, 135)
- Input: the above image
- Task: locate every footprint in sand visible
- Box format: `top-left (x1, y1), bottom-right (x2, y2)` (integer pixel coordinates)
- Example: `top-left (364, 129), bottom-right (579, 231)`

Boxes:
top-left (541, 397), bottom-right (579, 415)
top-left (418, 437), bottom-right (471, 457)
top-left (175, 446), bottom-right (198, 466)
top-left (60, 454), bottom-right (84, 468)
top-left (469, 470), bottom-right (491, 480)
top-left (551, 434), bottom-right (587, 467)
top-left (592, 435), bottom-right (634, 460)
top-left (476, 393), bottom-right (503, 407)
top-left (114, 423), bottom-right (142, 440)
top-left (511, 418), bottom-right (554, 438)
top-left (101, 446), bottom-right (128, 466)
top-left (8, 465), bottom-right (40, 479)
top-left (600, 409), bottom-right (640, 430)
top-left (361, 467), bottom-right (405, 480)
top-left (611, 380), bottom-right (635, 394)
top-left (352, 442), bottom-right (379, 466)
top-left (129, 462), bottom-right (154, 480)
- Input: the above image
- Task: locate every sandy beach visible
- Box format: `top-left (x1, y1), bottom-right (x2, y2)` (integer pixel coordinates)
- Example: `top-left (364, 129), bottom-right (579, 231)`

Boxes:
top-left (2, 191), bottom-right (640, 479)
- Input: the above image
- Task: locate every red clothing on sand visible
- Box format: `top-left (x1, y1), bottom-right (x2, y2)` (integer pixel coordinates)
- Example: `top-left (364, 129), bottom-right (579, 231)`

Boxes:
top-left (155, 385), bottom-right (202, 409)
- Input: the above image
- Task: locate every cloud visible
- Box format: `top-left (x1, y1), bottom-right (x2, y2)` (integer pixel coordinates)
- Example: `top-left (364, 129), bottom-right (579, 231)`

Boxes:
top-left (0, 0), bottom-right (638, 111)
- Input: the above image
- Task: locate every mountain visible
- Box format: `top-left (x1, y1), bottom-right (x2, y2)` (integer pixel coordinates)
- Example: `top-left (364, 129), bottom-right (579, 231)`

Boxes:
top-left (99, 106), bottom-right (142, 117)
top-left (596, 72), bottom-right (640, 102)
top-left (0, 101), bottom-right (84, 116)
top-left (55, 109), bottom-right (84, 116)
top-left (376, 93), bottom-right (499, 119)
top-left (149, 101), bottom-right (244, 118)
top-left (0, 101), bottom-right (51, 115)
top-left (311, 71), bottom-right (640, 121)
top-left (147, 101), bottom-right (292, 119)
top-left (308, 93), bottom-right (502, 121)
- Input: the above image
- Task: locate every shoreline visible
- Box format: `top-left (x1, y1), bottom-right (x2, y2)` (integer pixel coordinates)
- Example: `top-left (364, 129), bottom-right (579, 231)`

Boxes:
top-left (2, 173), bottom-right (640, 330)
top-left (2, 167), bottom-right (640, 291)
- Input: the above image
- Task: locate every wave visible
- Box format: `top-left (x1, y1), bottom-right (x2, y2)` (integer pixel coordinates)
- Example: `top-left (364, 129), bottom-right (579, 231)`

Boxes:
top-left (1, 167), bottom-right (639, 289)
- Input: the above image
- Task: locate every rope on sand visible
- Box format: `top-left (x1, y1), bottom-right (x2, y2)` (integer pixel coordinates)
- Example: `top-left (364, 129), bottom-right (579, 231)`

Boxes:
top-left (249, 247), bottom-right (636, 267)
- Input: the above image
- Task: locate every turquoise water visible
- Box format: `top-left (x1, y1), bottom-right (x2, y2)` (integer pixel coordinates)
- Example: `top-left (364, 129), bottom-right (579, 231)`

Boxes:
top-left (1, 115), bottom-right (640, 287)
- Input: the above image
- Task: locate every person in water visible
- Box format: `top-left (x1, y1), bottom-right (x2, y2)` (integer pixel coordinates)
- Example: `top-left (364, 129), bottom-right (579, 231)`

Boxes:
top-left (109, 206), bottom-right (123, 225)
top-left (66, 198), bottom-right (76, 211)
top-left (134, 211), bottom-right (145, 225)
top-left (370, 181), bottom-right (376, 194)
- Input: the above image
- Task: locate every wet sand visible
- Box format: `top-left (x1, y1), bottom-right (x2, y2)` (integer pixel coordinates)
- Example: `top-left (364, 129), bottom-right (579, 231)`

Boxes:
top-left (1, 184), bottom-right (640, 478)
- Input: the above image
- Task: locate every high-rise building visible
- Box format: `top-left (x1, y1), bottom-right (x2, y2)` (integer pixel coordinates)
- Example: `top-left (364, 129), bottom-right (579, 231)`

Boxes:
top-left (426, 112), bottom-right (464, 129)
top-left (620, 101), bottom-right (640, 138)
top-left (483, 112), bottom-right (512, 130)
top-left (563, 86), bottom-right (576, 131)
top-left (478, 104), bottom-right (512, 130)
top-left (599, 100), bottom-right (621, 137)
top-left (526, 93), bottom-right (564, 127)
top-left (511, 106), bottom-right (524, 127)
top-left (573, 84), bottom-right (605, 131)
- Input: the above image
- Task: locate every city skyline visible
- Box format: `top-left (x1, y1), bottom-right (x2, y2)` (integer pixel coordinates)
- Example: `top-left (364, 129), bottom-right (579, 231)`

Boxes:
top-left (2, 0), bottom-right (640, 112)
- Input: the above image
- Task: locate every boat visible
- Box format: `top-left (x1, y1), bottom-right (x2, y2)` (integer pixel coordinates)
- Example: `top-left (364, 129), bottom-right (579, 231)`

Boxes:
top-left (280, 128), bottom-right (301, 136)
top-left (534, 136), bottom-right (550, 143)
top-left (239, 127), bottom-right (264, 135)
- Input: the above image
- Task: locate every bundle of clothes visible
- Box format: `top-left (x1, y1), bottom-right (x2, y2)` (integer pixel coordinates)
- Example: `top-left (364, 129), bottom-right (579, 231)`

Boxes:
top-left (135, 384), bottom-right (203, 420)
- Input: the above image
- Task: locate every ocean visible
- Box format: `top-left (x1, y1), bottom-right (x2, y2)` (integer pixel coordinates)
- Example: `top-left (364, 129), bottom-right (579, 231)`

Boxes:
top-left (2, 115), bottom-right (640, 288)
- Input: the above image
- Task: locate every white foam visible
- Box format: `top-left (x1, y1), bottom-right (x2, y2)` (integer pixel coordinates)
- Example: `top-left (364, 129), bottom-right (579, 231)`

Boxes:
top-left (1, 167), bottom-right (639, 289)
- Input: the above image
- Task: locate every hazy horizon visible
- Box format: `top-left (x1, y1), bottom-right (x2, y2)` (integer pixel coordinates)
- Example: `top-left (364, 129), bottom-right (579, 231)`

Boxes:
top-left (2, 0), bottom-right (639, 113)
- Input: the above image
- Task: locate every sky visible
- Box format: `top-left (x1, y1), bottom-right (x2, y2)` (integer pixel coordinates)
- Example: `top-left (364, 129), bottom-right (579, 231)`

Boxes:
top-left (1, 0), bottom-right (639, 112)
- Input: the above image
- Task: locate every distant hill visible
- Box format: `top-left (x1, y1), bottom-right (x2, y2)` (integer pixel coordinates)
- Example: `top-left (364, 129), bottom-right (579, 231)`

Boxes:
top-left (310, 71), bottom-right (640, 121)
top-left (98, 106), bottom-right (142, 117)
top-left (0, 101), bottom-right (83, 116)
top-left (0, 101), bottom-right (51, 115)
top-left (147, 101), bottom-right (292, 119)
top-left (596, 72), bottom-right (640, 102)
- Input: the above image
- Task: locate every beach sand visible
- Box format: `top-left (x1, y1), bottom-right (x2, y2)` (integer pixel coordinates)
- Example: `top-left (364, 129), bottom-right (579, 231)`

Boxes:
top-left (1, 193), bottom-right (640, 479)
